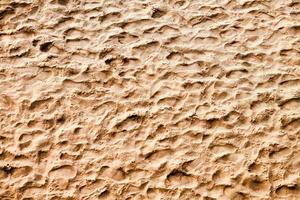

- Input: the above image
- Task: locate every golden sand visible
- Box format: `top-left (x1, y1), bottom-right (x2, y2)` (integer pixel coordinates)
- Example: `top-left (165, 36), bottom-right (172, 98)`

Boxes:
top-left (0, 0), bottom-right (299, 199)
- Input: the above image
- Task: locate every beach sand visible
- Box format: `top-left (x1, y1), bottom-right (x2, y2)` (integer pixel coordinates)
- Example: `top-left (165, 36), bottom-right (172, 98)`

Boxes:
top-left (0, 0), bottom-right (299, 199)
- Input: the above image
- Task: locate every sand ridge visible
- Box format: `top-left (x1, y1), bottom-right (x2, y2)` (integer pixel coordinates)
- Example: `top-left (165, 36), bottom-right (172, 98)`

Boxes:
top-left (0, 0), bottom-right (300, 199)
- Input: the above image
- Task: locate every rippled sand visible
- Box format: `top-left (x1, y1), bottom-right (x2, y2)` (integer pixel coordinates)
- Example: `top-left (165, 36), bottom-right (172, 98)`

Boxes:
top-left (0, 0), bottom-right (300, 199)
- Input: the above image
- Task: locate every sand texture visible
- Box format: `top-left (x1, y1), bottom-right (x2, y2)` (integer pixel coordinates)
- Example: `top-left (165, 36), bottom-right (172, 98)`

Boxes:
top-left (0, 0), bottom-right (300, 199)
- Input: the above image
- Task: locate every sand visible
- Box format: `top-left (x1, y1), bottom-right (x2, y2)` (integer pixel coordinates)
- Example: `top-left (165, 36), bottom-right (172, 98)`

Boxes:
top-left (0, 0), bottom-right (299, 199)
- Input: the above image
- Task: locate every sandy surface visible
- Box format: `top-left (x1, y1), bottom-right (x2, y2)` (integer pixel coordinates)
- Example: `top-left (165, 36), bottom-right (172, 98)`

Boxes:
top-left (0, 0), bottom-right (300, 199)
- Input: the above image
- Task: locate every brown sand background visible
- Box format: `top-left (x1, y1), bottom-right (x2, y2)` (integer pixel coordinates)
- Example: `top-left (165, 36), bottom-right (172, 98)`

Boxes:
top-left (0, 0), bottom-right (300, 199)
